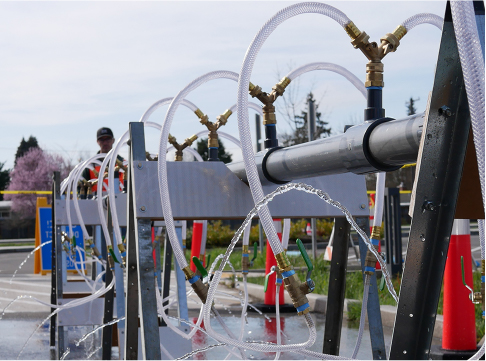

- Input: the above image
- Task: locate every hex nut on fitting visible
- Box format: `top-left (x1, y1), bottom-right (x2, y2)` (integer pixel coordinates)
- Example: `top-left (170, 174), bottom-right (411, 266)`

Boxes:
top-left (364, 244), bottom-right (379, 275)
top-left (249, 83), bottom-right (262, 98)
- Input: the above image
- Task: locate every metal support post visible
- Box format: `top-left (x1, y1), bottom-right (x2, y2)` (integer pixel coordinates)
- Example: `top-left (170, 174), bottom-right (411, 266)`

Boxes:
top-left (174, 225), bottom-right (189, 322)
top-left (102, 200), bottom-right (115, 360)
top-left (383, 188), bottom-right (402, 275)
top-left (389, 3), bottom-right (474, 358)
top-left (258, 221), bottom-right (263, 254)
top-left (130, 122), bottom-right (161, 360)
top-left (323, 217), bottom-right (351, 355)
top-left (50, 172), bottom-right (60, 349)
top-left (308, 97), bottom-right (317, 260)
top-left (152, 225), bottom-right (162, 297)
top-left (356, 216), bottom-right (386, 360)
top-left (124, 149), bottom-right (139, 360)
top-left (161, 229), bottom-right (173, 327)
top-left (255, 114), bottom-right (262, 152)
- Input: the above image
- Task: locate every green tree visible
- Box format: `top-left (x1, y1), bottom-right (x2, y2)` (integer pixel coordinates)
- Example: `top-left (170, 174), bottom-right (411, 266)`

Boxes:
top-left (15, 136), bottom-right (39, 165)
top-left (406, 97), bottom-right (420, 116)
top-left (280, 92), bottom-right (331, 147)
top-left (0, 162), bottom-right (10, 201)
top-left (195, 138), bottom-right (232, 163)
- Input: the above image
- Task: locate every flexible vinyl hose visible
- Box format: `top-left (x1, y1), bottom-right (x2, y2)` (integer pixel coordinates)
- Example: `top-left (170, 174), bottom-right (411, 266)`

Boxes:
top-left (373, 172), bottom-right (386, 227)
top-left (401, 13), bottom-right (443, 31)
top-left (285, 62), bottom-right (366, 98)
top-left (71, 156), bottom-right (105, 240)
top-left (351, 274), bottom-right (371, 359)
top-left (212, 307), bottom-right (247, 359)
top-left (236, 2), bottom-right (353, 258)
top-left (158, 70), bottom-right (239, 269)
top-left (451, 1), bottom-right (485, 263)
top-left (138, 97), bottom-right (199, 123)
top-left (242, 222), bottom-right (251, 246)
top-left (229, 101), bottom-right (263, 116)
top-left (96, 148), bottom-right (116, 247)
top-left (275, 284), bottom-right (282, 360)
top-left (238, 275), bottom-right (249, 342)
top-left (282, 218), bottom-right (291, 250)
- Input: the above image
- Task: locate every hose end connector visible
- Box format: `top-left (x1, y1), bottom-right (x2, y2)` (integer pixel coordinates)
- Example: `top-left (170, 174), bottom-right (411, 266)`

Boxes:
top-left (272, 77), bottom-right (291, 96)
top-left (183, 266), bottom-right (208, 303)
top-left (344, 21), bottom-right (362, 40)
top-left (217, 109), bottom-right (232, 126)
top-left (242, 245), bottom-right (249, 274)
top-left (364, 234), bottom-right (380, 275)
top-left (184, 134), bottom-right (198, 146)
top-left (275, 251), bottom-right (311, 316)
top-left (392, 25), bottom-right (407, 41)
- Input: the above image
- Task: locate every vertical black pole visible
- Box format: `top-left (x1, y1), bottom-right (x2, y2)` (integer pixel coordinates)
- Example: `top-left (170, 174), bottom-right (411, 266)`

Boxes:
top-left (50, 172), bottom-right (60, 348)
top-left (255, 114), bottom-right (262, 152)
top-left (102, 199), bottom-right (114, 360)
top-left (323, 217), bottom-right (351, 355)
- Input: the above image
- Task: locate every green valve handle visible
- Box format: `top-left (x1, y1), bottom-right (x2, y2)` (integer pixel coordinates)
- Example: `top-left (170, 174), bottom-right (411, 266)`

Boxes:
top-left (192, 256), bottom-right (208, 279)
top-left (205, 254), bottom-right (211, 270)
top-left (109, 248), bottom-right (120, 264)
top-left (71, 236), bottom-right (77, 249)
top-left (296, 238), bottom-right (313, 280)
top-left (251, 242), bottom-right (258, 266)
top-left (264, 272), bottom-right (270, 292)
top-left (264, 266), bottom-right (275, 293)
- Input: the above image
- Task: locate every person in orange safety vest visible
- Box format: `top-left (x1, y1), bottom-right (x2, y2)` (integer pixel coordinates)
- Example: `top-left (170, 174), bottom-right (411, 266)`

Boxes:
top-left (81, 127), bottom-right (125, 195)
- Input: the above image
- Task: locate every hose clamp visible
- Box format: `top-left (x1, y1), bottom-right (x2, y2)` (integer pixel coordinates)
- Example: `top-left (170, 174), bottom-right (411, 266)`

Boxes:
top-left (362, 117), bottom-right (401, 172)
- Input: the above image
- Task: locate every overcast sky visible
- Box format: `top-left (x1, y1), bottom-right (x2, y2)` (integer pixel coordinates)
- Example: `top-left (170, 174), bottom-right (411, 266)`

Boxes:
top-left (0, 1), bottom-right (445, 169)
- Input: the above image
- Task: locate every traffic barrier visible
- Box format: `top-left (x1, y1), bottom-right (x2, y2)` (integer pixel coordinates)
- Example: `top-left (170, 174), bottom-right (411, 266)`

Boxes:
top-left (442, 219), bottom-right (476, 351)
top-left (264, 219), bottom-right (284, 306)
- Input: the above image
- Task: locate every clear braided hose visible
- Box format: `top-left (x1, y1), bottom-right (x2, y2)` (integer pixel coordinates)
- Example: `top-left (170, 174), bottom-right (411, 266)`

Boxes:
top-left (138, 97), bottom-right (199, 123)
top-left (401, 13), bottom-right (443, 31)
top-left (286, 62), bottom-right (366, 98)
top-left (236, 2), bottom-right (351, 257)
top-left (451, 1), bottom-right (485, 261)
top-left (229, 101), bottom-right (263, 116)
top-left (158, 70), bottom-right (239, 269)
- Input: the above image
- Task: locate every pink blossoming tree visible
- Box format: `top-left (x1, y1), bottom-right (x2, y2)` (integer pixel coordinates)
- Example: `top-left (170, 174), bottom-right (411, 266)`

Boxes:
top-left (5, 148), bottom-right (72, 218)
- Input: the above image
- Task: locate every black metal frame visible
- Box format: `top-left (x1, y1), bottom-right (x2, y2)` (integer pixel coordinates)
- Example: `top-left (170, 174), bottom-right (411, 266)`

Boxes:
top-left (389, 2), bottom-right (478, 359)
top-left (383, 188), bottom-right (403, 276)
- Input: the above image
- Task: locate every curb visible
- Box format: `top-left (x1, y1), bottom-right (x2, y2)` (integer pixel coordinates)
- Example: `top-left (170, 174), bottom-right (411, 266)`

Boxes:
top-left (244, 282), bottom-right (443, 339)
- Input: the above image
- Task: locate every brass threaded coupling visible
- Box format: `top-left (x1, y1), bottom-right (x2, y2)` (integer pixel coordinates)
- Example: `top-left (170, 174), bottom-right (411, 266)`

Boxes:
top-left (208, 131), bottom-right (219, 148)
top-left (191, 278), bottom-right (209, 304)
top-left (107, 254), bottom-right (115, 271)
top-left (249, 82), bottom-right (262, 98)
top-left (392, 25), bottom-right (407, 41)
top-left (242, 245), bottom-right (250, 272)
top-left (273, 77), bottom-right (291, 96)
top-left (168, 133), bottom-right (177, 145)
top-left (344, 21), bottom-right (362, 40)
top-left (364, 244), bottom-right (380, 275)
top-left (194, 108), bottom-right (205, 120)
top-left (118, 243), bottom-right (126, 266)
top-left (275, 252), bottom-right (292, 273)
top-left (283, 272), bottom-right (311, 315)
top-left (182, 266), bottom-right (196, 281)
top-left (371, 226), bottom-right (381, 240)
top-left (184, 134), bottom-right (198, 146)
top-left (216, 109), bottom-right (232, 126)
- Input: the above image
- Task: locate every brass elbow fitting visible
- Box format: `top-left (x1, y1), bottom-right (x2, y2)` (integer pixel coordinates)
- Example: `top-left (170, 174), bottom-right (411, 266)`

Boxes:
top-left (118, 243), bottom-right (126, 267)
top-left (275, 252), bottom-right (311, 315)
top-left (182, 266), bottom-right (209, 303)
top-left (242, 245), bottom-right (250, 274)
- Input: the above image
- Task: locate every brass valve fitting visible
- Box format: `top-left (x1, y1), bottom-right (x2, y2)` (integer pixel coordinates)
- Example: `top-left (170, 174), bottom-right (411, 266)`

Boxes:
top-left (118, 243), bottom-right (126, 266)
top-left (364, 226), bottom-right (381, 275)
top-left (107, 253), bottom-right (115, 271)
top-left (182, 266), bottom-right (209, 303)
top-left (145, 152), bottom-right (158, 161)
top-left (242, 245), bottom-right (250, 274)
top-left (275, 252), bottom-right (311, 315)
top-left (85, 238), bottom-right (101, 259)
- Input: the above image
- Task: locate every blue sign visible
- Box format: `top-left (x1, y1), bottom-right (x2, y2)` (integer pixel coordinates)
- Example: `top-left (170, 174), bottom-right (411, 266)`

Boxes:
top-left (39, 207), bottom-right (85, 272)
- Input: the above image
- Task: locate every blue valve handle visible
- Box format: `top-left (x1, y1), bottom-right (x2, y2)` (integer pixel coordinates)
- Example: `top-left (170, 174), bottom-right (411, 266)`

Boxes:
top-left (296, 238), bottom-right (313, 280)
top-left (192, 256), bottom-right (208, 279)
